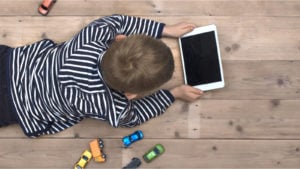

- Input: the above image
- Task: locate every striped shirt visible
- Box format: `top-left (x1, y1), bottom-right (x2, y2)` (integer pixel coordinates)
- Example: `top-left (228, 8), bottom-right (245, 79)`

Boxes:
top-left (9, 15), bottom-right (174, 137)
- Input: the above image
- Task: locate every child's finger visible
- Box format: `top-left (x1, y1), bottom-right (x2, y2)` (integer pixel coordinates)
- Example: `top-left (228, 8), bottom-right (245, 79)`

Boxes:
top-left (189, 87), bottom-right (203, 95)
top-left (183, 23), bottom-right (196, 30)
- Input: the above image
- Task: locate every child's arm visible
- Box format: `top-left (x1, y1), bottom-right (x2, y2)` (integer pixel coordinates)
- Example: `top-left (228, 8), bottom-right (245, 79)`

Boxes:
top-left (110, 90), bottom-right (174, 128)
top-left (91, 14), bottom-right (165, 39)
top-left (112, 86), bottom-right (202, 128)
top-left (113, 22), bottom-right (196, 40)
top-left (112, 85), bottom-right (202, 128)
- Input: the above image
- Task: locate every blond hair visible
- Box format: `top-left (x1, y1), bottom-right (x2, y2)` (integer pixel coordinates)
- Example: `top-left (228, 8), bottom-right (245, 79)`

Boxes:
top-left (101, 35), bottom-right (174, 93)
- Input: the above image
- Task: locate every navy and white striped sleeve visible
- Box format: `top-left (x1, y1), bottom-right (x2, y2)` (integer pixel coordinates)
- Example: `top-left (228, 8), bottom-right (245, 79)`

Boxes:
top-left (33, 117), bottom-right (84, 137)
top-left (115, 90), bottom-right (175, 128)
top-left (92, 14), bottom-right (165, 39)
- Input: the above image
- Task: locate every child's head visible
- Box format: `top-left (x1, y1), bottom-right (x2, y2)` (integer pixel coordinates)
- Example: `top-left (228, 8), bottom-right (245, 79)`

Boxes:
top-left (101, 35), bottom-right (174, 95)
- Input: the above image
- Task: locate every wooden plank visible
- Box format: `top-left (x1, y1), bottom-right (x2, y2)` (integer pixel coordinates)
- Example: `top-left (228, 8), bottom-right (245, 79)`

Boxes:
top-left (69, 99), bottom-right (300, 140)
top-left (166, 60), bottom-right (300, 99)
top-left (0, 1), bottom-right (299, 169)
top-left (215, 60), bottom-right (300, 99)
top-left (128, 139), bottom-right (300, 169)
top-left (0, 139), bottom-right (299, 168)
top-left (185, 99), bottom-right (300, 139)
top-left (0, 0), bottom-right (299, 16)
top-left (0, 138), bottom-right (123, 168)
top-left (1, 99), bottom-right (300, 139)
top-left (0, 16), bottom-right (299, 60)
top-left (166, 16), bottom-right (300, 61)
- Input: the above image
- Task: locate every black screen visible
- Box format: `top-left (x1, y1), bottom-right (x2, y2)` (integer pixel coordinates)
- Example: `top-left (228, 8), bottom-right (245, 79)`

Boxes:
top-left (180, 31), bottom-right (221, 86)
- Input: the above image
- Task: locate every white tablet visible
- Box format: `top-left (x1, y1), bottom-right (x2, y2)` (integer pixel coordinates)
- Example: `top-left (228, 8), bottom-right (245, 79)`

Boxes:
top-left (178, 24), bottom-right (225, 91)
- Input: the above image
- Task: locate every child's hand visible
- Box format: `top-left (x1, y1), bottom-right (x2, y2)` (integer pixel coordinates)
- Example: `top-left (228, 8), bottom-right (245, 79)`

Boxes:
top-left (170, 85), bottom-right (203, 102)
top-left (163, 23), bottom-right (196, 38)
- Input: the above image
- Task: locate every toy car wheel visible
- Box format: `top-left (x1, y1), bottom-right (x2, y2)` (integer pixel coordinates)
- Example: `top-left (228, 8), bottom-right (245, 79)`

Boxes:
top-left (102, 154), bottom-right (107, 159)
top-left (98, 139), bottom-right (104, 147)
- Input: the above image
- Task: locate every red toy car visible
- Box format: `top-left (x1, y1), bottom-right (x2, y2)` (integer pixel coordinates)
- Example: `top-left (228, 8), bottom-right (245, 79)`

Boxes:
top-left (38, 0), bottom-right (56, 16)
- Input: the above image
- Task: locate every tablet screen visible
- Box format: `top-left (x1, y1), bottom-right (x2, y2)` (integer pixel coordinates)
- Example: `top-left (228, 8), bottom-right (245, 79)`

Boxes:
top-left (180, 31), bottom-right (222, 86)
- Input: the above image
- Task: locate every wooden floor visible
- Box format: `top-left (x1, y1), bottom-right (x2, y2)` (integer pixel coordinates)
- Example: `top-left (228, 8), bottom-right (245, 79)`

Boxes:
top-left (0, 0), bottom-right (300, 168)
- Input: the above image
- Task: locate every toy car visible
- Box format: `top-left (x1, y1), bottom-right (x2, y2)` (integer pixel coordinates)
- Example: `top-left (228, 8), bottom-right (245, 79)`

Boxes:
top-left (122, 130), bottom-right (144, 147)
top-left (38, 0), bottom-right (56, 16)
top-left (143, 144), bottom-right (165, 163)
top-left (122, 157), bottom-right (142, 169)
top-left (89, 138), bottom-right (107, 163)
top-left (74, 150), bottom-right (92, 169)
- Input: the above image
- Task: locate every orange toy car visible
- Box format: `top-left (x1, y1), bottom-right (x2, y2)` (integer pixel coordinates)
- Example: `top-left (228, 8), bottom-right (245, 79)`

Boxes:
top-left (38, 0), bottom-right (56, 16)
top-left (89, 138), bottom-right (107, 163)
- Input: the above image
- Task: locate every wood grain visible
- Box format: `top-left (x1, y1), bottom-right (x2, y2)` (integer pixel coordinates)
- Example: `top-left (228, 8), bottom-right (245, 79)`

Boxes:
top-left (1, 16), bottom-right (299, 60)
top-left (0, 0), bottom-right (299, 16)
top-left (0, 139), bottom-right (299, 168)
top-left (0, 0), bottom-right (299, 168)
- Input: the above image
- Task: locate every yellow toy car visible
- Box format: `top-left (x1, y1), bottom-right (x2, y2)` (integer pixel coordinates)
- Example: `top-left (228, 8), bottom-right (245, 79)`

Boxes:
top-left (74, 150), bottom-right (92, 169)
top-left (89, 138), bottom-right (107, 163)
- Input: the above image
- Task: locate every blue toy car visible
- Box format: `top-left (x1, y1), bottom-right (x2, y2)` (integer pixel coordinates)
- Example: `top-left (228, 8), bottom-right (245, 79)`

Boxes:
top-left (122, 130), bottom-right (144, 147)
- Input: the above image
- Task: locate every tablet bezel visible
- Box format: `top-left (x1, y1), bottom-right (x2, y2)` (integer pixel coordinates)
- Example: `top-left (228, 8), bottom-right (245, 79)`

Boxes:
top-left (178, 24), bottom-right (225, 91)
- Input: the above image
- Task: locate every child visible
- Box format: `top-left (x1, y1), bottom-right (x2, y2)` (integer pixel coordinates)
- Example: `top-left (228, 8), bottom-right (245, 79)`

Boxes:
top-left (0, 14), bottom-right (203, 137)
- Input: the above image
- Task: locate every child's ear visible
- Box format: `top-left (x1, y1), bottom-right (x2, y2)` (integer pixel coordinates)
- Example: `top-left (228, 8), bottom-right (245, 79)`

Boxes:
top-left (115, 35), bottom-right (127, 42)
top-left (124, 92), bottom-right (138, 100)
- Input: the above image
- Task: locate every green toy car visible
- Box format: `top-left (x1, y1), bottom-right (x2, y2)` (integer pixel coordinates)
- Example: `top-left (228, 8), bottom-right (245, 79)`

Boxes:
top-left (143, 144), bottom-right (165, 163)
